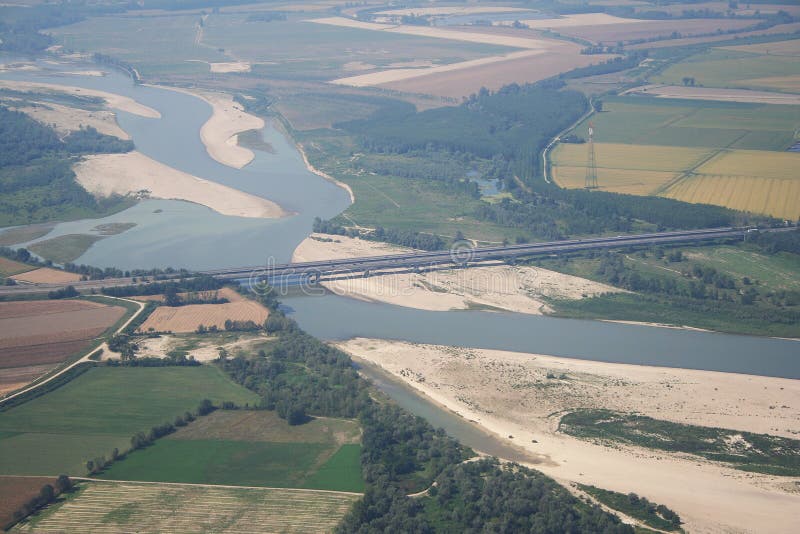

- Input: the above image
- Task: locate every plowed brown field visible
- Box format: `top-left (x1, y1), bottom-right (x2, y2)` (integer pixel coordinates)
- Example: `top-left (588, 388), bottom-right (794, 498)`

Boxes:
top-left (0, 299), bottom-right (125, 394)
top-left (0, 476), bottom-right (55, 529)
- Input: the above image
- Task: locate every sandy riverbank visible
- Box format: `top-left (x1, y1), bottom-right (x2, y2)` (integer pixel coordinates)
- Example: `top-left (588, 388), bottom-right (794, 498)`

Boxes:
top-left (295, 144), bottom-right (355, 203)
top-left (75, 151), bottom-right (288, 219)
top-left (154, 86), bottom-right (263, 169)
top-left (292, 233), bottom-right (620, 314)
top-left (0, 80), bottom-right (160, 118)
top-left (15, 100), bottom-right (130, 139)
top-left (339, 338), bottom-right (800, 533)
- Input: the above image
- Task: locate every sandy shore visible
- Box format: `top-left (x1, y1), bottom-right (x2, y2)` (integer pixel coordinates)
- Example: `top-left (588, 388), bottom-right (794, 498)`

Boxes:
top-left (295, 144), bottom-right (355, 203)
top-left (292, 233), bottom-right (620, 314)
top-left (154, 86), bottom-right (264, 169)
top-left (339, 338), bottom-right (800, 533)
top-left (75, 151), bottom-right (288, 219)
top-left (0, 80), bottom-right (160, 118)
top-left (15, 100), bottom-right (130, 139)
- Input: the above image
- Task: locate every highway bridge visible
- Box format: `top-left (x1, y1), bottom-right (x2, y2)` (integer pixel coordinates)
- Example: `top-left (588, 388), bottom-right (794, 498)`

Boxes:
top-left (209, 226), bottom-right (758, 285)
top-left (0, 226), bottom-right (781, 296)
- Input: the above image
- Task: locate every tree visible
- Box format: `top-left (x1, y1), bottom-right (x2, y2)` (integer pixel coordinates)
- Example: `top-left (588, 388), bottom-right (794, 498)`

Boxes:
top-left (197, 398), bottom-right (215, 416)
top-left (164, 284), bottom-right (181, 307)
top-left (55, 475), bottom-right (72, 494)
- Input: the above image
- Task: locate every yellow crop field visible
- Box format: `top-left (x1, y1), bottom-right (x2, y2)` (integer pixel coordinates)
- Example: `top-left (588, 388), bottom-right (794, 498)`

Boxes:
top-left (138, 299), bottom-right (269, 333)
top-left (552, 165), bottom-right (678, 195)
top-left (16, 481), bottom-right (360, 533)
top-left (551, 143), bottom-right (711, 194)
top-left (663, 150), bottom-right (800, 220)
top-left (553, 143), bottom-right (709, 173)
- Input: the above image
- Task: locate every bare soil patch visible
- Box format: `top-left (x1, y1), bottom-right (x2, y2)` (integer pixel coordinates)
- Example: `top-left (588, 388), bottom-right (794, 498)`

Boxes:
top-left (137, 298), bottom-right (269, 333)
top-left (11, 267), bottom-right (82, 284)
top-left (558, 18), bottom-right (754, 44)
top-left (0, 364), bottom-right (53, 395)
top-left (0, 476), bottom-right (55, 529)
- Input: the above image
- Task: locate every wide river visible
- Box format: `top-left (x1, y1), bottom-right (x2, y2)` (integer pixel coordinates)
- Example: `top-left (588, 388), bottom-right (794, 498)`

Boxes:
top-left (2, 57), bottom-right (798, 453)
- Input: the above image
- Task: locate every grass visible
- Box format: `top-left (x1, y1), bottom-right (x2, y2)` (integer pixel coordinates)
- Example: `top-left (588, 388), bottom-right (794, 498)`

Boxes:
top-left (578, 484), bottom-right (683, 532)
top-left (302, 131), bottom-right (517, 244)
top-left (560, 409), bottom-right (800, 476)
top-left (14, 481), bottom-right (360, 533)
top-left (0, 224), bottom-right (53, 246)
top-left (0, 366), bottom-right (258, 476)
top-left (28, 234), bottom-right (104, 264)
top-left (654, 47), bottom-right (800, 93)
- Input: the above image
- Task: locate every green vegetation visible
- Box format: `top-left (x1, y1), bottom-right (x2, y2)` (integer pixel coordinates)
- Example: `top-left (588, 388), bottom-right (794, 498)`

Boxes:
top-left (537, 239), bottom-right (800, 337)
top-left (560, 409), bottom-right (800, 476)
top-left (98, 439), bottom-right (363, 492)
top-left (655, 47), bottom-right (800, 92)
top-left (0, 366), bottom-right (257, 475)
top-left (578, 485), bottom-right (682, 532)
top-left (343, 458), bottom-right (632, 533)
top-left (28, 234), bottom-right (104, 264)
top-left (567, 95), bottom-right (800, 151)
top-left (0, 106), bottom-right (134, 227)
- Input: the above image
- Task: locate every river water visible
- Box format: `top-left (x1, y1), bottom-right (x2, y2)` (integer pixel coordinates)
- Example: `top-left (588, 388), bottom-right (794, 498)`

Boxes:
top-left (0, 55), bottom-right (351, 269)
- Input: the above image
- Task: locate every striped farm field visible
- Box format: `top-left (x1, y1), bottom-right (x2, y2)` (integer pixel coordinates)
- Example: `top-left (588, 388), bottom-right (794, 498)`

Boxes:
top-left (13, 481), bottom-right (360, 533)
top-left (662, 150), bottom-right (800, 220)
top-left (551, 143), bottom-right (709, 194)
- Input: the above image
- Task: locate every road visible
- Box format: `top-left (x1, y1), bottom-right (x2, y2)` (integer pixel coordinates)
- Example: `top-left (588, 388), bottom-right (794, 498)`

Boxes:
top-left (0, 226), bottom-right (785, 295)
top-left (0, 296), bottom-right (145, 406)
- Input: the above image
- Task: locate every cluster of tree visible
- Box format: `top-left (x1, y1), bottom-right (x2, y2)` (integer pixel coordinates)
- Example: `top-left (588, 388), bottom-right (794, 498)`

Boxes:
top-left (6, 476), bottom-right (73, 530)
top-left (354, 151), bottom-right (482, 198)
top-left (219, 317), bottom-right (371, 424)
top-left (65, 263), bottom-right (187, 281)
top-left (105, 350), bottom-right (201, 367)
top-left (245, 12), bottom-right (288, 22)
top-left (748, 228), bottom-right (800, 255)
top-left (337, 81), bottom-right (587, 180)
top-left (102, 276), bottom-right (222, 298)
top-left (48, 286), bottom-right (79, 300)
top-left (313, 218), bottom-right (446, 250)
top-left (92, 53), bottom-right (140, 83)
top-left (0, 106), bottom-right (133, 226)
top-left (578, 484), bottom-right (682, 531)
top-left (223, 319), bottom-right (260, 332)
top-left (564, 54), bottom-right (644, 76)
top-left (63, 126), bottom-right (134, 154)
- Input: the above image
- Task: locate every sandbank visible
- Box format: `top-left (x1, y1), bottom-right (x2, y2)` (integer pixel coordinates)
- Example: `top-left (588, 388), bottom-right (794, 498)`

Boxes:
top-left (292, 233), bottom-right (619, 314)
top-left (75, 151), bottom-right (288, 219)
top-left (154, 86), bottom-right (264, 169)
top-left (339, 338), bottom-right (800, 534)
top-left (16, 100), bottom-right (130, 139)
top-left (0, 80), bottom-right (160, 118)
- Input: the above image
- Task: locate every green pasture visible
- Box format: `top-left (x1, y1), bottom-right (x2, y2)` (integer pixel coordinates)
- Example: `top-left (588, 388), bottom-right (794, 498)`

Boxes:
top-left (98, 440), bottom-right (364, 492)
top-left (575, 96), bottom-right (800, 151)
top-left (0, 367), bottom-right (257, 476)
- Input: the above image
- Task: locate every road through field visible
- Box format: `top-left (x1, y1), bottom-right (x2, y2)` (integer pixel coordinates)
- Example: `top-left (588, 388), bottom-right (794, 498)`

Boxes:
top-left (0, 297), bottom-right (145, 406)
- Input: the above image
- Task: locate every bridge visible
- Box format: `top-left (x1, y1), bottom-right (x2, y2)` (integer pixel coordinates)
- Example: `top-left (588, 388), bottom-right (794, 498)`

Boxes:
top-left (0, 226), bottom-right (781, 296)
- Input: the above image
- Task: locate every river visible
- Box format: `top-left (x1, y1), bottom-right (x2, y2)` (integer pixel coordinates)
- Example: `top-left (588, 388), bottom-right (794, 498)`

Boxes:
top-left (0, 55), bottom-right (351, 269)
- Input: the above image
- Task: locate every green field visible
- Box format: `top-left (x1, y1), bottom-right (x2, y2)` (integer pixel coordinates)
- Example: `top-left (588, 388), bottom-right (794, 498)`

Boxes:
top-left (654, 47), bottom-right (800, 93)
top-left (98, 410), bottom-right (364, 492)
top-left (573, 96), bottom-right (800, 151)
top-left (0, 366), bottom-right (258, 476)
top-left (98, 440), bottom-right (363, 492)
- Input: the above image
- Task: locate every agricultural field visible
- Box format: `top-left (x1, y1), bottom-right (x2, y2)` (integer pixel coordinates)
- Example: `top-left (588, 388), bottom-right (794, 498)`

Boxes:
top-left (0, 366), bottom-right (258, 476)
top-left (0, 224), bottom-right (53, 247)
top-left (552, 17), bottom-right (755, 45)
top-left (99, 410), bottom-right (364, 492)
top-left (0, 299), bottom-right (125, 395)
top-left (0, 476), bottom-right (54, 530)
top-left (0, 257), bottom-right (33, 277)
top-left (10, 268), bottom-right (82, 284)
top-left (551, 96), bottom-right (800, 219)
top-left (655, 45), bottom-right (800, 93)
top-left (137, 295), bottom-right (269, 333)
top-left (14, 481), bottom-right (360, 533)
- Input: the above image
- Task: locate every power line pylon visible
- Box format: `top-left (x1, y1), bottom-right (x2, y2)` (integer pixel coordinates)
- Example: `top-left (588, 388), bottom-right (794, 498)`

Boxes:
top-left (585, 121), bottom-right (598, 190)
